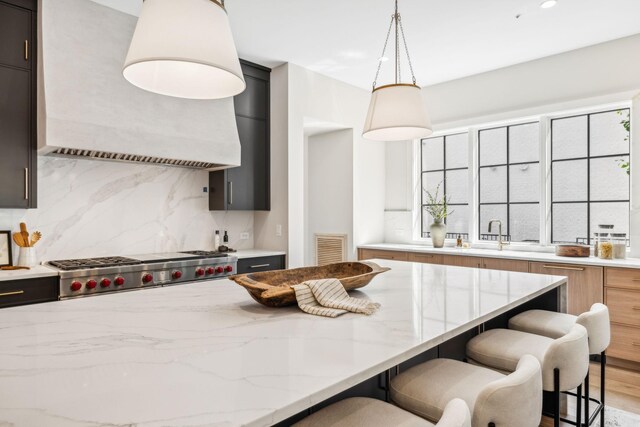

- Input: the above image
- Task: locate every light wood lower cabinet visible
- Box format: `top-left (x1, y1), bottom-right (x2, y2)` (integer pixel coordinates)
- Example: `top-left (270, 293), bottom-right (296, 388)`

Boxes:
top-left (358, 248), bottom-right (408, 262)
top-left (605, 268), bottom-right (640, 367)
top-left (407, 252), bottom-right (443, 264)
top-left (528, 262), bottom-right (603, 316)
top-left (482, 258), bottom-right (529, 272)
top-left (442, 255), bottom-right (483, 268)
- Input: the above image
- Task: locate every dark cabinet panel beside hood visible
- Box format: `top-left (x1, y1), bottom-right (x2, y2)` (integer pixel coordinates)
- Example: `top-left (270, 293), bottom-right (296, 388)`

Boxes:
top-left (210, 60), bottom-right (271, 211)
top-left (0, 0), bottom-right (37, 208)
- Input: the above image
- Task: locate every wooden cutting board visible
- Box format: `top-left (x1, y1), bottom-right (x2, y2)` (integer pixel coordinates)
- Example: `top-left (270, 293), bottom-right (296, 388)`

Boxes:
top-left (555, 244), bottom-right (591, 257)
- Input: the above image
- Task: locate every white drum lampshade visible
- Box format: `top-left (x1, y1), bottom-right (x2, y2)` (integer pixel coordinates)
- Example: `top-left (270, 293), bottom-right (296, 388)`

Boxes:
top-left (123, 0), bottom-right (245, 100)
top-left (363, 84), bottom-right (432, 141)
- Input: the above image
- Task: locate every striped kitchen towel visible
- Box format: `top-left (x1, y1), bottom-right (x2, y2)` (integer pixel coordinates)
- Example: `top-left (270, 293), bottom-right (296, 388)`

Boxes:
top-left (291, 278), bottom-right (380, 318)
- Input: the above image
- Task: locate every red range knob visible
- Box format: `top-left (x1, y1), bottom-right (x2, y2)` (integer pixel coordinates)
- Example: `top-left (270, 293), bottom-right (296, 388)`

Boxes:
top-left (114, 277), bottom-right (125, 286)
top-left (70, 281), bottom-right (82, 292)
top-left (224, 265), bottom-right (233, 273)
top-left (86, 279), bottom-right (97, 290)
top-left (206, 267), bottom-right (215, 275)
top-left (195, 268), bottom-right (205, 277)
top-left (101, 278), bottom-right (112, 288)
top-left (142, 274), bottom-right (153, 284)
top-left (215, 266), bottom-right (224, 274)
top-left (172, 270), bottom-right (182, 279)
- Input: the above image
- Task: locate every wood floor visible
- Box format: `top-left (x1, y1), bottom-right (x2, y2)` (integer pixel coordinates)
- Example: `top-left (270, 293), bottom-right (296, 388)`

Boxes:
top-left (540, 362), bottom-right (640, 426)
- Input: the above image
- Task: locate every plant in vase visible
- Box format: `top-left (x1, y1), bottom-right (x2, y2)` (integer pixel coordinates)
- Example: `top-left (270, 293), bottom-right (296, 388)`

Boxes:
top-left (424, 182), bottom-right (453, 249)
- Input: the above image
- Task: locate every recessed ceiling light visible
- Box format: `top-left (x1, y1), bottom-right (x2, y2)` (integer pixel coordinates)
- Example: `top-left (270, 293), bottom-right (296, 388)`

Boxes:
top-left (540, 0), bottom-right (557, 9)
top-left (378, 56), bottom-right (389, 62)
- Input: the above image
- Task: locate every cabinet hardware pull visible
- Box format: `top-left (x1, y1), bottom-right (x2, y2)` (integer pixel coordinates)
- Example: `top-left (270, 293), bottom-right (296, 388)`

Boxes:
top-left (250, 264), bottom-right (270, 269)
top-left (542, 265), bottom-right (584, 272)
top-left (0, 290), bottom-right (24, 298)
top-left (24, 168), bottom-right (28, 200)
top-left (228, 181), bottom-right (233, 205)
top-left (24, 40), bottom-right (28, 61)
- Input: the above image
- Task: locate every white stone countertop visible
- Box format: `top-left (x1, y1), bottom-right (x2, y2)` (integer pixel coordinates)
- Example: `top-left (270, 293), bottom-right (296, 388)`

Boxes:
top-left (234, 249), bottom-right (287, 259)
top-left (359, 243), bottom-right (640, 269)
top-left (0, 265), bottom-right (59, 282)
top-left (0, 259), bottom-right (565, 426)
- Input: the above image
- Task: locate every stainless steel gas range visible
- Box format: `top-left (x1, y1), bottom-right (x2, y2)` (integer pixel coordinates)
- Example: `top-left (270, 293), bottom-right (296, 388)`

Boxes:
top-left (47, 251), bottom-right (238, 299)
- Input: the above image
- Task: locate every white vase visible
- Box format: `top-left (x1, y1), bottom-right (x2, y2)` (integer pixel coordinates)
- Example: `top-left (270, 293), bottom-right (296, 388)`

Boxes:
top-left (17, 247), bottom-right (37, 268)
top-left (430, 221), bottom-right (447, 248)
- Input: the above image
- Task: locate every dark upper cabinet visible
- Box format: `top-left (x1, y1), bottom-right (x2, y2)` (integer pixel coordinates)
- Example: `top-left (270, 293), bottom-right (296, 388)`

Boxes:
top-left (210, 60), bottom-right (270, 211)
top-left (0, 0), bottom-right (37, 209)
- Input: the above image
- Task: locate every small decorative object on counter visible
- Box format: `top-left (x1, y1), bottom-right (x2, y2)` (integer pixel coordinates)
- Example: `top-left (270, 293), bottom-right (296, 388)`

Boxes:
top-left (214, 230), bottom-right (221, 249)
top-left (596, 224), bottom-right (614, 260)
top-left (611, 233), bottom-right (627, 259)
top-left (593, 232), bottom-right (600, 257)
top-left (456, 235), bottom-right (463, 248)
top-left (0, 230), bottom-right (12, 267)
top-left (555, 244), bottom-right (590, 257)
top-left (12, 223), bottom-right (41, 268)
top-left (424, 182), bottom-right (452, 249)
top-left (223, 230), bottom-right (229, 244)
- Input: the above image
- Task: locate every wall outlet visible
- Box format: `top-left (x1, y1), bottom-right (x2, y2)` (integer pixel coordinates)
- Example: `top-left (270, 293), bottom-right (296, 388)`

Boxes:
top-left (240, 232), bottom-right (249, 240)
top-left (276, 224), bottom-right (282, 237)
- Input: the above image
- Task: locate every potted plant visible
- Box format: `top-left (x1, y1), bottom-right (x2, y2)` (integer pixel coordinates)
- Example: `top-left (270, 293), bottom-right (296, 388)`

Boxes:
top-left (424, 182), bottom-right (453, 248)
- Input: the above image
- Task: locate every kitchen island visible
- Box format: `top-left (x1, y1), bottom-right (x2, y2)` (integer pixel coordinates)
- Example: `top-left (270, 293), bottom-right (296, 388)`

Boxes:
top-left (0, 260), bottom-right (566, 426)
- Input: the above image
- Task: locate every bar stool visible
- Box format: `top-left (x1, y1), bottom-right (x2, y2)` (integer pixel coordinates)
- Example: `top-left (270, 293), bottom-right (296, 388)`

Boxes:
top-left (390, 355), bottom-right (542, 427)
top-left (466, 324), bottom-right (589, 427)
top-left (509, 303), bottom-right (610, 426)
top-left (293, 397), bottom-right (471, 427)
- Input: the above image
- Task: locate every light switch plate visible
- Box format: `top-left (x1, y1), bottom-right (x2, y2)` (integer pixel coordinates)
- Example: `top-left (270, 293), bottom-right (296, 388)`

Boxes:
top-left (240, 232), bottom-right (249, 240)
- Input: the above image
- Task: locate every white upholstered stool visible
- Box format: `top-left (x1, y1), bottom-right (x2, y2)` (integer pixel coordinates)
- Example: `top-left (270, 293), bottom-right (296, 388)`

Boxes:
top-left (466, 324), bottom-right (589, 427)
top-left (293, 396), bottom-right (471, 427)
top-left (509, 304), bottom-right (610, 426)
top-left (390, 355), bottom-right (542, 427)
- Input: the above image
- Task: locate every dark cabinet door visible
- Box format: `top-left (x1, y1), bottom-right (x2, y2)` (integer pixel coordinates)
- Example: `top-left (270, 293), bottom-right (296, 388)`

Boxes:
top-left (227, 117), bottom-right (268, 210)
top-left (210, 60), bottom-right (270, 211)
top-left (0, 65), bottom-right (31, 208)
top-left (0, 2), bottom-right (31, 70)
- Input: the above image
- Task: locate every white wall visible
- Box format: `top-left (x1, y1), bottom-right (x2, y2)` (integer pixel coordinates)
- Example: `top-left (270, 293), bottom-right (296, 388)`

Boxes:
top-left (306, 129), bottom-right (354, 265)
top-left (286, 64), bottom-right (386, 267)
top-left (385, 34), bottom-right (640, 247)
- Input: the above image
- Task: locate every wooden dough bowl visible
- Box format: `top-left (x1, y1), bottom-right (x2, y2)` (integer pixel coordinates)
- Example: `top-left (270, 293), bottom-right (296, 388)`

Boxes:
top-left (229, 261), bottom-right (390, 308)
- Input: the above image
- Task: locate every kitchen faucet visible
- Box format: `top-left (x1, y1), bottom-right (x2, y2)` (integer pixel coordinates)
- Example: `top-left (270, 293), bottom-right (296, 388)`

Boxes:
top-left (488, 219), bottom-right (510, 251)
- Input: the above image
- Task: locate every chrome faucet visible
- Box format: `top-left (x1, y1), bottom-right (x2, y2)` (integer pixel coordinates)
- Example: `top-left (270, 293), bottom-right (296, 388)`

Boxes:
top-left (488, 219), bottom-right (510, 251)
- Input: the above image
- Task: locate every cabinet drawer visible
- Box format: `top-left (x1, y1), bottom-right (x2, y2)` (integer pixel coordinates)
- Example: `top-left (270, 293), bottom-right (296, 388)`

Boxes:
top-left (608, 323), bottom-right (640, 364)
top-left (358, 249), bottom-right (407, 262)
top-left (442, 255), bottom-right (483, 268)
top-left (237, 255), bottom-right (285, 274)
top-left (407, 253), bottom-right (443, 264)
top-left (606, 288), bottom-right (640, 327)
top-left (605, 267), bottom-right (640, 290)
top-left (0, 276), bottom-right (58, 309)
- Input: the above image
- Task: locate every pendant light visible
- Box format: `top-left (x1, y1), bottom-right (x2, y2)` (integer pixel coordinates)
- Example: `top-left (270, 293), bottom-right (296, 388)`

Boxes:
top-left (363, 0), bottom-right (432, 141)
top-left (123, 0), bottom-right (245, 100)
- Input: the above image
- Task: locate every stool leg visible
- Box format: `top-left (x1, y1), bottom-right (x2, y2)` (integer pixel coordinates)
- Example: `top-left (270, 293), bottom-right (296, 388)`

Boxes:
top-left (576, 384), bottom-right (582, 427)
top-left (601, 352), bottom-right (606, 426)
top-left (554, 368), bottom-right (560, 427)
top-left (584, 371), bottom-right (590, 426)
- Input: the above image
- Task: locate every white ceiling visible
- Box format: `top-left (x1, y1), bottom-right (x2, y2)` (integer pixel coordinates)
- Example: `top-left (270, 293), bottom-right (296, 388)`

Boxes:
top-left (92, 0), bottom-right (640, 89)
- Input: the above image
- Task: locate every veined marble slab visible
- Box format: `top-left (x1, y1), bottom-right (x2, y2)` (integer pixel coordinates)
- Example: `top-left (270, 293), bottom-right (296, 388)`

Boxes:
top-left (0, 265), bottom-right (59, 282)
top-left (0, 260), bottom-right (565, 426)
top-left (235, 249), bottom-right (287, 259)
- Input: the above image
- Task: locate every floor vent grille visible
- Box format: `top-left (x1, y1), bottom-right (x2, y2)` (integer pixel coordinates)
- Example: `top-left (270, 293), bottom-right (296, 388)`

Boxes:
top-left (315, 233), bottom-right (347, 266)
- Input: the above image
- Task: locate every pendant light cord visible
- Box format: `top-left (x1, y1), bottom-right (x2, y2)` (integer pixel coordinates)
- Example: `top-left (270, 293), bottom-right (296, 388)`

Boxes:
top-left (371, 0), bottom-right (418, 89)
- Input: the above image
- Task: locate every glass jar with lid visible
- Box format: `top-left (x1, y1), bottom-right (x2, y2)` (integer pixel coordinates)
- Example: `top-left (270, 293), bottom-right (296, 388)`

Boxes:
top-left (611, 233), bottom-right (627, 259)
top-left (596, 225), bottom-right (614, 260)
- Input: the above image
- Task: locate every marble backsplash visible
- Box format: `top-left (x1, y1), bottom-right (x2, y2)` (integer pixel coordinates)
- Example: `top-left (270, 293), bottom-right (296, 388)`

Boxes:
top-left (0, 157), bottom-right (254, 264)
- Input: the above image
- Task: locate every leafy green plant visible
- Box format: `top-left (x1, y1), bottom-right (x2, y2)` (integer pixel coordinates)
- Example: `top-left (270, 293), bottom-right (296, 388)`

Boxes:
top-left (424, 181), bottom-right (453, 223)
top-left (617, 110), bottom-right (631, 176)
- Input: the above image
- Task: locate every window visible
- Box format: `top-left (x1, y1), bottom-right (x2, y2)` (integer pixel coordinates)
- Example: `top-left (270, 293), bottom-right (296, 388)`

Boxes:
top-left (421, 133), bottom-right (469, 239)
top-left (478, 123), bottom-right (540, 243)
top-left (551, 109), bottom-right (630, 244)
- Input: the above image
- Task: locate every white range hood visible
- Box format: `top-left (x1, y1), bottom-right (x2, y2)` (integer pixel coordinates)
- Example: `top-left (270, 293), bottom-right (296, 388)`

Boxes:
top-left (37, 0), bottom-right (241, 170)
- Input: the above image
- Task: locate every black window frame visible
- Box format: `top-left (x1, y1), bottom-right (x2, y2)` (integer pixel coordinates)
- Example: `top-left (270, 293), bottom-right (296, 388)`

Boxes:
top-left (420, 132), bottom-right (469, 240)
top-left (477, 122), bottom-right (541, 243)
top-left (550, 108), bottom-right (631, 245)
